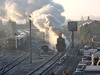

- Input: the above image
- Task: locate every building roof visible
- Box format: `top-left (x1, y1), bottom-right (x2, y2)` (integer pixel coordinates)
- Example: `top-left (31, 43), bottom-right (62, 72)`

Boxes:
top-left (89, 20), bottom-right (100, 34)
top-left (89, 20), bottom-right (100, 26)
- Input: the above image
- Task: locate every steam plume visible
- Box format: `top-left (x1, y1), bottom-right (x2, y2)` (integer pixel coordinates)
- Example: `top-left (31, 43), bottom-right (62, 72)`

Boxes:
top-left (0, 0), bottom-right (69, 51)
top-left (30, 4), bottom-right (67, 51)
top-left (0, 0), bottom-right (64, 23)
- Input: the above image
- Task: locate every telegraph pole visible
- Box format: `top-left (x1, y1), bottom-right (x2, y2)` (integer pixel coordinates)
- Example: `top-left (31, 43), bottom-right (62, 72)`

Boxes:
top-left (29, 16), bottom-right (32, 64)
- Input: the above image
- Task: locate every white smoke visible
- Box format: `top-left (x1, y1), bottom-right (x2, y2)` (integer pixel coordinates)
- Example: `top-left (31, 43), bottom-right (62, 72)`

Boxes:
top-left (0, 0), bottom-right (69, 51)
top-left (30, 4), bottom-right (67, 51)
top-left (0, 0), bottom-right (54, 23)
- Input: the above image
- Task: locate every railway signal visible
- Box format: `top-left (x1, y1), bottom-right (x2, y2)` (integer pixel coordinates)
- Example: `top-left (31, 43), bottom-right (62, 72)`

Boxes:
top-left (68, 21), bottom-right (77, 48)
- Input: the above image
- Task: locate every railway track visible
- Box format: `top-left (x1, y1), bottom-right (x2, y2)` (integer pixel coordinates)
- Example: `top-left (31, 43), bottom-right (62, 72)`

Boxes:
top-left (27, 46), bottom-right (70, 75)
top-left (0, 56), bottom-right (5, 59)
top-left (0, 42), bottom-right (30, 75)
top-left (1, 51), bottom-right (29, 75)
top-left (0, 56), bottom-right (8, 71)
top-left (0, 56), bottom-right (8, 61)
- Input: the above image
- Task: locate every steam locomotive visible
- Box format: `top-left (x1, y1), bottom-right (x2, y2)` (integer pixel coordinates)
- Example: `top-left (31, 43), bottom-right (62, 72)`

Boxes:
top-left (6, 31), bottom-right (29, 49)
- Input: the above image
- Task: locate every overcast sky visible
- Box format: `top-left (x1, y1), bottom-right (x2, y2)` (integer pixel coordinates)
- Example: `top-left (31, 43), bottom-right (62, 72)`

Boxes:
top-left (53, 0), bottom-right (100, 20)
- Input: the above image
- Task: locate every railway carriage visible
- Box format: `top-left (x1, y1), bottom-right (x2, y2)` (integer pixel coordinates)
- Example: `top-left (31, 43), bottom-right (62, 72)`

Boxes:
top-left (6, 31), bottom-right (28, 49)
top-left (6, 38), bottom-right (16, 49)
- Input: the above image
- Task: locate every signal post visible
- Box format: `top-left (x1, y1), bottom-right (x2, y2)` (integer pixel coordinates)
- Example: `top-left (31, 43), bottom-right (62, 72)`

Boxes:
top-left (68, 21), bottom-right (77, 48)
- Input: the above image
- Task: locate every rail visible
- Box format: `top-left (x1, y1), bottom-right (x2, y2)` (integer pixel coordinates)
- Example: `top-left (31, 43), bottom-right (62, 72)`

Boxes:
top-left (0, 43), bottom-right (30, 75)
top-left (27, 46), bottom-right (70, 75)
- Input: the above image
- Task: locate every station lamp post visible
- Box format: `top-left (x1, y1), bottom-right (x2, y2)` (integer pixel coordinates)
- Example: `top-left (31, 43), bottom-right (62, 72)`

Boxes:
top-left (29, 16), bottom-right (32, 64)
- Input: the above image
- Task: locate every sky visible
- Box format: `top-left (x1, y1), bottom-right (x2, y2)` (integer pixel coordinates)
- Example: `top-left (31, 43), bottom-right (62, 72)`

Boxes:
top-left (53, 0), bottom-right (100, 20)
